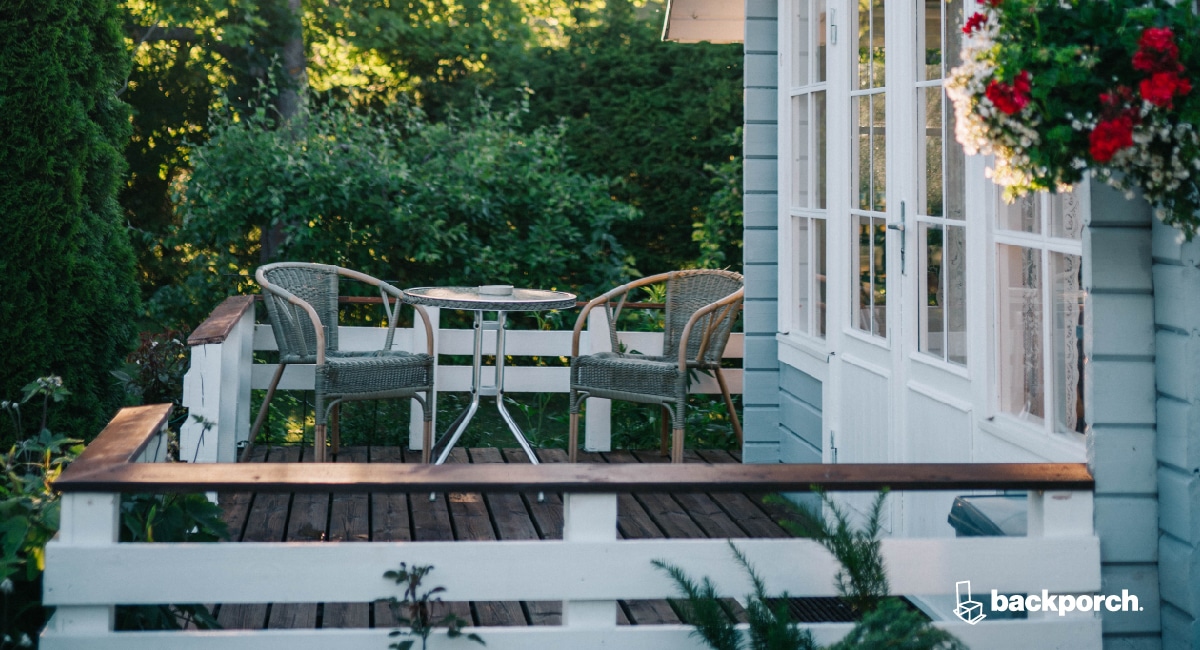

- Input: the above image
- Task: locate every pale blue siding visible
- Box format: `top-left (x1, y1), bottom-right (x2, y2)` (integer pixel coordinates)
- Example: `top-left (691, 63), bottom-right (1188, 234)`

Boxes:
top-left (1152, 212), bottom-right (1200, 649)
top-left (741, 0), bottom-right (780, 465)
top-left (1086, 181), bottom-right (1162, 645)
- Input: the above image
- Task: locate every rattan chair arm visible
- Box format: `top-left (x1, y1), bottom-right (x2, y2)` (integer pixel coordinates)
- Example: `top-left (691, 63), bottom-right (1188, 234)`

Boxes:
top-left (677, 287), bottom-right (745, 372)
top-left (570, 272), bottom-right (677, 356)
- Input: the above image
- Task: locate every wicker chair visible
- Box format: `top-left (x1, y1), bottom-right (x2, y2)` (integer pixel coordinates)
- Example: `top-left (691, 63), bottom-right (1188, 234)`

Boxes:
top-left (568, 270), bottom-right (744, 463)
top-left (253, 263), bottom-right (435, 462)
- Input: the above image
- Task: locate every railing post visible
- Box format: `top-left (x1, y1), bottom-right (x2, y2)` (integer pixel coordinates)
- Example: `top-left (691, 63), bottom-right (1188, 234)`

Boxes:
top-left (563, 492), bottom-right (618, 627)
top-left (584, 308), bottom-right (612, 452)
top-left (1028, 489), bottom-right (1096, 622)
top-left (410, 306), bottom-right (440, 451)
top-left (180, 303), bottom-right (255, 463)
top-left (42, 492), bottom-right (120, 638)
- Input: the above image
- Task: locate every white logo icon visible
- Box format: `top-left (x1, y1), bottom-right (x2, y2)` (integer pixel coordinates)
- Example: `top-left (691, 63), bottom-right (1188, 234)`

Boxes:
top-left (953, 581), bottom-right (986, 625)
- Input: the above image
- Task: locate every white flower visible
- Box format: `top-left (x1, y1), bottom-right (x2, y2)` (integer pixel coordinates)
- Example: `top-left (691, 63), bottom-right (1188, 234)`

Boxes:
top-left (0, 578), bottom-right (12, 594)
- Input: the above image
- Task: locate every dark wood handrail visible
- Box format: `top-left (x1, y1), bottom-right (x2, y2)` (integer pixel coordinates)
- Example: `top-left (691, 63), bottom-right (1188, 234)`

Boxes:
top-left (54, 406), bottom-right (1094, 495)
top-left (187, 296), bottom-right (256, 346)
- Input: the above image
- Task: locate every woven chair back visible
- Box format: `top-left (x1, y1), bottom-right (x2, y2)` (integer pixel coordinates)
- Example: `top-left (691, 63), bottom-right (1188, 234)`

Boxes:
top-left (261, 264), bottom-right (341, 363)
top-left (662, 269), bottom-right (743, 367)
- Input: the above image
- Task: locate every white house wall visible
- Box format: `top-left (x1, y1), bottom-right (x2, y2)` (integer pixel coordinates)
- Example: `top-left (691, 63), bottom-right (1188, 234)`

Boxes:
top-left (1151, 216), bottom-right (1200, 648)
top-left (742, 0), bottom-right (783, 464)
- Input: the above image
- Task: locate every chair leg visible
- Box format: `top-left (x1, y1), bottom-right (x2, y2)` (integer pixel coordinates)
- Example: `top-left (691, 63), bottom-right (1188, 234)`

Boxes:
top-left (671, 428), bottom-right (685, 464)
top-left (715, 368), bottom-right (743, 447)
top-left (246, 362), bottom-right (287, 457)
top-left (422, 419), bottom-right (433, 464)
top-left (331, 403), bottom-right (341, 457)
top-left (660, 406), bottom-right (671, 457)
top-left (569, 411), bottom-right (580, 463)
top-left (314, 423), bottom-right (328, 462)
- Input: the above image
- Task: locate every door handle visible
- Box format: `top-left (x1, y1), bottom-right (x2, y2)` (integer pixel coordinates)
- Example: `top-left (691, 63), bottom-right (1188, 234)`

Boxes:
top-left (888, 201), bottom-right (906, 275)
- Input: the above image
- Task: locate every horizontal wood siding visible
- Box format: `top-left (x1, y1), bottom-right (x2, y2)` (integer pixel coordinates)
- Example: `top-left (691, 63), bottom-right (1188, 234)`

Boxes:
top-left (1085, 180), bottom-right (1162, 644)
top-left (742, 0), bottom-right (781, 465)
top-left (1151, 206), bottom-right (1200, 648)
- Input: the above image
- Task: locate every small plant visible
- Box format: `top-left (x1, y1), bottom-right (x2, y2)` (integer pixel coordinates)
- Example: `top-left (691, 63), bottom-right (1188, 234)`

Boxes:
top-left (381, 562), bottom-right (484, 650)
top-left (657, 490), bottom-right (967, 650)
top-left (654, 541), bottom-right (818, 650)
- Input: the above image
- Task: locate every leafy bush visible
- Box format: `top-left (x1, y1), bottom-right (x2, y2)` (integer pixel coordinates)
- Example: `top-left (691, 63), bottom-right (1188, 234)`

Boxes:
top-left (381, 562), bottom-right (484, 650)
top-left (153, 94), bottom-right (638, 327)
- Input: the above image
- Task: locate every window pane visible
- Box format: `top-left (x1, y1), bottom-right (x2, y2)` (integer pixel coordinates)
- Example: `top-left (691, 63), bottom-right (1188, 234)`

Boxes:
top-left (816, 90), bottom-right (827, 209)
top-left (920, 223), bottom-right (945, 357)
top-left (944, 224), bottom-right (967, 364)
top-left (921, 87), bottom-right (943, 217)
top-left (816, 218), bottom-right (827, 337)
top-left (871, 0), bottom-right (886, 87)
top-left (793, 95), bottom-right (810, 209)
top-left (997, 194), bottom-right (1040, 234)
top-left (1049, 191), bottom-right (1084, 240)
top-left (997, 244), bottom-right (1044, 422)
top-left (796, 217), bottom-right (811, 334)
top-left (857, 216), bottom-right (887, 337)
top-left (855, 95), bottom-right (871, 210)
top-left (944, 0), bottom-right (964, 81)
top-left (871, 92), bottom-right (887, 212)
top-left (1052, 251), bottom-right (1085, 434)
top-left (945, 88), bottom-right (967, 220)
top-left (794, 0), bottom-right (811, 86)
top-left (816, 0), bottom-right (828, 83)
top-left (921, 0), bottom-right (941, 82)
top-left (857, 0), bottom-right (871, 90)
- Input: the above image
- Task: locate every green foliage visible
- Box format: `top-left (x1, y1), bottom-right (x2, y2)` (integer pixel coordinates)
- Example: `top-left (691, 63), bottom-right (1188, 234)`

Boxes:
top-left (491, 1), bottom-right (744, 274)
top-left (659, 491), bottom-right (968, 650)
top-left (694, 132), bottom-right (744, 270)
top-left (382, 562), bottom-right (484, 650)
top-left (0, 0), bottom-right (141, 448)
top-left (111, 329), bottom-right (191, 421)
top-left (776, 490), bottom-right (890, 615)
top-left (654, 542), bottom-right (819, 650)
top-left (154, 94), bottom-right (637, 326)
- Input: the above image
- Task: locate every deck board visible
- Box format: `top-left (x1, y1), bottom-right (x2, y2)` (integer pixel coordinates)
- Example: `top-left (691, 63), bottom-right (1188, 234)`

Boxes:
top-left (218, 443), bottom-right (804, 631)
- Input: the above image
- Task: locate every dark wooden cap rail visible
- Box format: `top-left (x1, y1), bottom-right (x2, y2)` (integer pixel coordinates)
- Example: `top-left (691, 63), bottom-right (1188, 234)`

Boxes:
top-left (188, 296), bottom-right (256, 346)
top-left (185, 294), bottom-right (715, 347)
top-left (55, 405), bottom-right (1094, 495)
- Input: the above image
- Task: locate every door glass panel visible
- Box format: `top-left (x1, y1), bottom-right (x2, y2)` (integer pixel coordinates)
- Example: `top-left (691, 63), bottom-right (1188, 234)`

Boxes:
top-left (855, 95), bottom-right (872, 210)
top-left (857, 216), bottom-right (887, 337)
top-left (816, 91), bottom-right (827, 209)
top-left (944, 224), bottom-right (967, 364)
top-left (921, 87), bottom-right (943, 217)
top-left (1052, 251), bottom-right (1085, 434)
top-left (816, 0), bottom-right (828, 83)
top-left (921, 0), bottom-right (941, 82)
top-left (796, 217), bottom-right (811, 334)
top-left (1049, 191), bottom-right (1084, 240)
top-left (816, 218), bottom-right (828, 337)
top-left (794, 0), bottom-right (811, 86)
top-left (871, 0), bottom-right (886, 87)
top-left (871, 93), bottom-right (887, 211)
top-left (997, 244), bottom-right (1044, 423)
top-left (945, 94), bottom-right (966, 220)
top-left (793, 95), bottom-right (810, 209)
top-left (857, 0), bottom-right (872, 90)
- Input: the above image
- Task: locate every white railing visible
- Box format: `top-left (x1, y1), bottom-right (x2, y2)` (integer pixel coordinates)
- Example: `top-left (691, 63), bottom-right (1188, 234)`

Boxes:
top-left (178, 297), bottom-right (744, 463)
top-left (42, 405), bottom-right (1103, 650)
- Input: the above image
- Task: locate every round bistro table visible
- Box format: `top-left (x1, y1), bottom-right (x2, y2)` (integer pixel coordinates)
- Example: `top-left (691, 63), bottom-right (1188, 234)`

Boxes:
top-left (403, 286), bottom-right (576, 466)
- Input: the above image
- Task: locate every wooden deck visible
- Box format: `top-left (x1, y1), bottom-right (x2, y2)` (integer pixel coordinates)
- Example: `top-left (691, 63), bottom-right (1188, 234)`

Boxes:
top-left (214, 445), bottom-right (826, 630)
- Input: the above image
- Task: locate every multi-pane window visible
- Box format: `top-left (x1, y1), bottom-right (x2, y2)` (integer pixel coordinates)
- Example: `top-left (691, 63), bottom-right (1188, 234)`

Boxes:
top-left (994, 192), bottom-right (1086, 436)
top-left (916, 0), bottom-right (967, 364)
top-left (852, 0), bottom-right (887, 337)
top-left (790, 0), bottom-right (828, 337)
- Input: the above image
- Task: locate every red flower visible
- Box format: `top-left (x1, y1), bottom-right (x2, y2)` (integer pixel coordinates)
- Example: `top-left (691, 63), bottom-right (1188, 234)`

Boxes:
top-left (1089, 116), bottom-right (1134, 163)
top-left (985, 71), bottom-right (1032, 115)
top-left (1140, 71), bottom-right (1193, 108)
top-left (1133, 27), bottom-right (1181, 73)
top-left (963, 12), bottom-right (987, 34)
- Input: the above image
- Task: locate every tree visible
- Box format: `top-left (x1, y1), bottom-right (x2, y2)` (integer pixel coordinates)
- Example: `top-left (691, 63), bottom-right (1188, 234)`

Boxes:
top-left (0, 0), bottom-right (141, 443)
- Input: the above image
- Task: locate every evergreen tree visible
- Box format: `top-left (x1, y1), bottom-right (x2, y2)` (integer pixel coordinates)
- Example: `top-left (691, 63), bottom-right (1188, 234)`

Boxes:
top-left (0, 0), bottom-right (140, 443)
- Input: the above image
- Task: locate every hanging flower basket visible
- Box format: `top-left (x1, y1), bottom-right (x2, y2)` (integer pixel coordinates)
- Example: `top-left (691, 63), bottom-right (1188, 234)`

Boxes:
top-left (946, 0), bottom-right (1200, 238)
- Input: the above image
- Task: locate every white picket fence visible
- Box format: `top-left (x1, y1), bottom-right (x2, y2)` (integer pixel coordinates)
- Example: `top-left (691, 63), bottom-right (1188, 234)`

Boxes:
top-left (177, 297), bottom-right (744, 464)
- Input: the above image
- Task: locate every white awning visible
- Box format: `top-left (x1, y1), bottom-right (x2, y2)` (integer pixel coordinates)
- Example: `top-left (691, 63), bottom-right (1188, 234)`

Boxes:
top-left (662, 0), bottom-right (744, 43)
